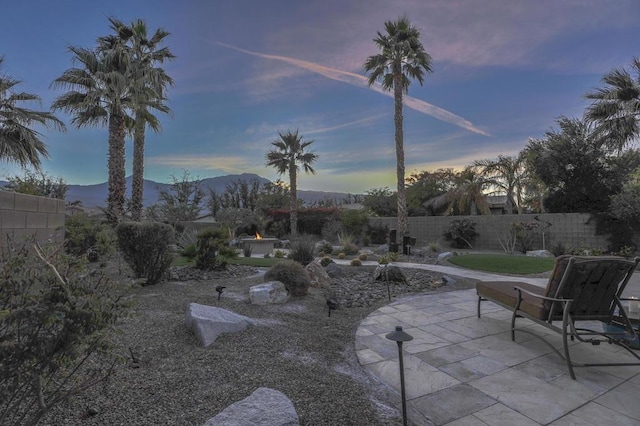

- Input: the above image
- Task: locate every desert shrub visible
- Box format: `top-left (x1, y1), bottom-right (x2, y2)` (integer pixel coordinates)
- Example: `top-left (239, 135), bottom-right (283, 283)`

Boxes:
top-left (443, 219), bottom-right (477, 248)
top-left (181, 243), bottom-right (197, 259)
top-left (0, 236), bottom-right (126, 425)
top-left (340, 209), bottom-right (369, 238)
top-left (289, 235), bottom-right (317, 265)
top-left (116, 222), bottom-right (175, 285)
top-left (550, 241), bottom-right (566, 257)
top-left (320, 256), bottom-right (334, 267)
top-left (263, 260), bottom-right (310, 296)
top-left (321, 219), bottom-right (343, 242)
top-left (274, 249), bottom-right (286, 258)
top-left (358, 253), bottom-right (368, 261)
top-left (242, 243), bottom-right (253, 258)
top-left (64, 214), bottom-right (115, 259)
top-left (317, 241), bottom-right (333, 255)
top-left (194, 227), bottom-right (232, 270)
top-left (338, 232), bottom-right (359, 255)
top-left (350, 258), bottom-right (362, 266)
top-left (378, 254), bottom-right (389, 264)
top-left (338, 252), bottom-right (346, 259)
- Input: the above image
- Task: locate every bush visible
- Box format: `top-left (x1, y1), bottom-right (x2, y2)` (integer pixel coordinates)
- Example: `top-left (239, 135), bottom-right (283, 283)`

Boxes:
top-left (274, 249), bottom-right (286, 258)
top-left (0, 236), bottom-right (126, 425)
top-left (289, 235), bottom-right (317, 265)
top-left (350, 258), bottom-right (362, 266)
top-left (64, 214), bottom-right (115, 260)
top-left (263, 260), bottom-right (310, 296)
top-left (115, 222), bottom-right (175, 285)
top-left (194, 227), bottom-right (233, 270)
top-left (340, 209), bottom-right (368, 238)
top-left (338, 252), bottom-right (346, 259)
top-left (358, 253), bottom-right (368, 261)
top-left (320, 256), bottom-right (334, 267)
top-left (181, 243), bottom-right (197, 259)
top-left (316, 241), bottom-right (333, 255)
top-left (443, 219), bottom-right (478, 248)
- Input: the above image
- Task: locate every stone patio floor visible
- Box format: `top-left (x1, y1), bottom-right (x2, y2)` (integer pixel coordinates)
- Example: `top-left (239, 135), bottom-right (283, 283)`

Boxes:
top-left (354, 263), bottom-right (640, 425)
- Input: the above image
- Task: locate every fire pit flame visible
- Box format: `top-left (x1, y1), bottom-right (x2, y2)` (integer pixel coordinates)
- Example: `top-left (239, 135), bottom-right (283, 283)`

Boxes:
top-left (255, 232), bottom-right (262, 240)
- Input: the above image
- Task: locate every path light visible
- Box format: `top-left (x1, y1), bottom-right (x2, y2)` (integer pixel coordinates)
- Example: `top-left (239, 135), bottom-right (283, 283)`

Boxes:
top-left (386, 326), bottom-right (413, 426)
top-left (215, 285), bottom-right (225, 301)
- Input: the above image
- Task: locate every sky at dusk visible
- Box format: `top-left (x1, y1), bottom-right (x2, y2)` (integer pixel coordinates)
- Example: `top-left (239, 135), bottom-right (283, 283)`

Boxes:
top-left (1, 0), bottom-right (639, 194)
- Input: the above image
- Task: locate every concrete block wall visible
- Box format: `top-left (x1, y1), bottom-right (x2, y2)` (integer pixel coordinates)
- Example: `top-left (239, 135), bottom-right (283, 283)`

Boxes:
top-left (0, 192), bottom-right (66, 248)
top-left (368, 213), bottom-right (609, 252)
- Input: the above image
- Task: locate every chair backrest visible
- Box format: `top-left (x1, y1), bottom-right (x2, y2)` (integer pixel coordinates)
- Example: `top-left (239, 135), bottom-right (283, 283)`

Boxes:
top-left (543, 255), bottom-right (639, 321)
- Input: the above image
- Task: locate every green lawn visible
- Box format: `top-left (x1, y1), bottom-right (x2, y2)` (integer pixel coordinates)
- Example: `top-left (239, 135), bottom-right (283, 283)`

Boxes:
top-left (447, 253), bottom-right (555, 275)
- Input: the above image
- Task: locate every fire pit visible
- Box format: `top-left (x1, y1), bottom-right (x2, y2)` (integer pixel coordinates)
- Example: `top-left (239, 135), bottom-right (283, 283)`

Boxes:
top-left (240, 233), bottom-right (277, 256)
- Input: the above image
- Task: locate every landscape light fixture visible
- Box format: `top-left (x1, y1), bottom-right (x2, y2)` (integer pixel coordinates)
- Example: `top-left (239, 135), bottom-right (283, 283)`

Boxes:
top-left (386, 325), bottom-right (413, 426)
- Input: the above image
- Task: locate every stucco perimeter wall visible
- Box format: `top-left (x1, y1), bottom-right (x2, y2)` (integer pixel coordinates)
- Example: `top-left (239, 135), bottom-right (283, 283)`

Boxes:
top-left (0, 191), bottom-right (65, 249)
top-left (368, 213), bottom-right (609, 252)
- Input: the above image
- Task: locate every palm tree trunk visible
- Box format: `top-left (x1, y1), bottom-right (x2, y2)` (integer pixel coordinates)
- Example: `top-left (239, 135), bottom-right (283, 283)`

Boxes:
top-left (107, 112), bottom-right (126, 225)
top-left (131, 116), bottom-right (146, 221)
top-left (289, 166), bottom-right (298, 238)
top-left (393, 71), bottom-right (408, 237)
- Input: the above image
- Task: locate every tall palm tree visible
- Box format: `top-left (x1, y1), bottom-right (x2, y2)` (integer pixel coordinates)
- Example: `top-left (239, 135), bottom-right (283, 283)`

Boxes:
top-left (0, 57), bottom-right (65, 169)
top-left (473, 154), bottom-right (529, 214)
top-left (51, 45), bottom-right (131, 223)
top-left (364, 17), bottom-right (433, 237)
top-left (585, 57), bottom-right (640, 152)
top-left (265, 130), bottom-right (318, 238)
top-left (100, 18), bottom-right (174, 221)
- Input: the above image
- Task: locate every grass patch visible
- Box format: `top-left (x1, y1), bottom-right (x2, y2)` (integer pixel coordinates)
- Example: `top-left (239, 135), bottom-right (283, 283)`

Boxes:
top-left (447, 253), bottom-right (555, 274)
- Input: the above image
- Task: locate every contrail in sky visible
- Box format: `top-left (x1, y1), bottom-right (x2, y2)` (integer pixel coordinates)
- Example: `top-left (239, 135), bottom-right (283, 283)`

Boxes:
top-left (216, 42), bottom-right (490, 136)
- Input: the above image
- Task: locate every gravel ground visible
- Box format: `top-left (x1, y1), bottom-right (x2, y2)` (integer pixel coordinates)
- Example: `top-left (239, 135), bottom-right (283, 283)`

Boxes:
top-left (41, 260), bottom-right (475, 426)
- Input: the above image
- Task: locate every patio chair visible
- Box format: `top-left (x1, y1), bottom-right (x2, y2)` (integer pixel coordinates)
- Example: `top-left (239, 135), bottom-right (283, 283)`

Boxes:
top-left (476, 255), bottom-right (640, 379)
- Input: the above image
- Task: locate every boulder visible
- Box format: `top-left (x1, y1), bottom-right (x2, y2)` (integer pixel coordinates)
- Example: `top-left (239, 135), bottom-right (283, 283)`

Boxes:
top-left (305, 260), bottom-right (331, 288)
top-left (441, 275), bottom-right (457, 286)
top-left (185, 303), bottom-right (255, 347)
top-left (373, 265), bottom-right (407, 283)
top-left (325, 262), bottom-right (344, 278)
top-left (437, 251), bottom-right (453, 263)
top-left (249, 281), bottom-right (289, 305)
top-left (203, 387), bottom-right (299, 426)
top-left (526, 250), bottom-right (554, 258)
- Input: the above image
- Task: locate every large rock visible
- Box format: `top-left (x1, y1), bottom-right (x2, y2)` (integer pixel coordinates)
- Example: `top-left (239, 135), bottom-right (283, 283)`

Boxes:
top-left (437, 251), bottom-right (453, 263)
top-left (305, 260), bottom-right (331, 288)
top-left (373, 265), bottom-right (407, 283)
top-left (325, 262), bottom-right (344, 278)
top-left (185, 303), bottom-right (255, 347)
top-left (526, 250), bottom-right (554, 258)
top-left (249, 281), bottom-right (289, 305)
top-left (204, 387), bottom-right (299, 426)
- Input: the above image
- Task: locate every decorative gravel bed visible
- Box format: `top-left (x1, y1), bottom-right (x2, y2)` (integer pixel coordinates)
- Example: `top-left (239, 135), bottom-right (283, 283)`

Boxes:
top-left (41, 262), bottom-right (475, 426)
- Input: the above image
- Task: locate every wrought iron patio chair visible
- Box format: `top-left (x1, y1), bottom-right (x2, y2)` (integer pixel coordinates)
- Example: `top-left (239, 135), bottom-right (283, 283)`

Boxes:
top-left (476, 255), bottom-right (640, 379)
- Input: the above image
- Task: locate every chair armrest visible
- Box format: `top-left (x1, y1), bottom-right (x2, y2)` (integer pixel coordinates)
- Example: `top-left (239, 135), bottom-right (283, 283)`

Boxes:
top-left (513, 286), bottom-right (573, 303)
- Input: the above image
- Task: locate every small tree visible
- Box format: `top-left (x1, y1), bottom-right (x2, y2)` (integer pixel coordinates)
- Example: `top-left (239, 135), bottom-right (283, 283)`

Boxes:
top-left (3, 171), bottom-right (68, 199)
top-left (443, 219), bottom-right (478, 248)
top-left (151, 170), bottom-right (204, 226)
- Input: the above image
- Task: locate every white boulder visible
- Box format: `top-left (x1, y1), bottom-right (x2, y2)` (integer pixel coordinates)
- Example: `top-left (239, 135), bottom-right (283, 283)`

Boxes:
top-left (526, 250), bottom-right (554, 258)
top-left (249, 281), bottom-right (289, 305)
top-left (203, 387), bottom-right (299, 426)
top-left (185, 303), bottom-right (255, 347)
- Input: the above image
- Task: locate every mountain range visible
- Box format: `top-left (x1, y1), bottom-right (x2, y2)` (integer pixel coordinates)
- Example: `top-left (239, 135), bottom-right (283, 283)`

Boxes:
top-left (1, 173), bottom-right (354, 209)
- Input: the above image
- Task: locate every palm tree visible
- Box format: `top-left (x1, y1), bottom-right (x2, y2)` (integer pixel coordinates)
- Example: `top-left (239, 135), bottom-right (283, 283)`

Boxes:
top-left (100, 18), bottom-right (174, 221)
top-left (585, 57), bottom-right (640, 152)
top-left (364, 17), bottom-right (433, 237)
top-left (426, 167), bottom-right (490, 215)
top-left (473, 154), bottom-right (529, 214)
top-left (0, 57), bottom-right (65, 169)
top-left (265, 130), bottom-right (318, 238)
top-left (51, 45), bottom-right (131, 223)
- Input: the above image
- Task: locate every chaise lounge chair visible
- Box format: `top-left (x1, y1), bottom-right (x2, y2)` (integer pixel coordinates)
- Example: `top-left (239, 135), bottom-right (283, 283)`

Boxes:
top-left (476, 255), bottom-right (640, 379)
